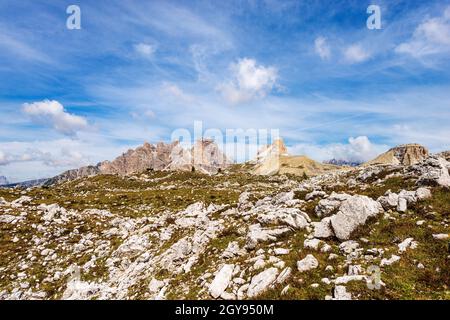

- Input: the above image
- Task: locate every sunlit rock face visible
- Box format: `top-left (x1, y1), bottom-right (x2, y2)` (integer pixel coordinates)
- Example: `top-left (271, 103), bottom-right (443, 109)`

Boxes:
top-left (365, 144), bottom-right (429, 166)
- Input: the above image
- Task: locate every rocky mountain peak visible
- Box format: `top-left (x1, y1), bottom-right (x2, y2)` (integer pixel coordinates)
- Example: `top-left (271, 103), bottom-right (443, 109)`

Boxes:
top-left (365, 143), bottom-right (429, 166)
top-left (391, 144), bottom-right (429, 165)
top-left (254, 138), bottom-right (289, 164)
top-left (45, 139), bottom-right (231, 185)
top-left (191, 139), bottom-right (231, 174)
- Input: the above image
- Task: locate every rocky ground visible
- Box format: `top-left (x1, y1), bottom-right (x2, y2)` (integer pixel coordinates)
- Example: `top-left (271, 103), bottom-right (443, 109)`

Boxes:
top-left (0, 156), bottom-right (449, 300)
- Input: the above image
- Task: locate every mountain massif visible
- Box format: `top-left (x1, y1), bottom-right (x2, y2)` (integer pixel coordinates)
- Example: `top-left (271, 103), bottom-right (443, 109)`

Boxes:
top-left (46, 139), bottom-right (231, 185)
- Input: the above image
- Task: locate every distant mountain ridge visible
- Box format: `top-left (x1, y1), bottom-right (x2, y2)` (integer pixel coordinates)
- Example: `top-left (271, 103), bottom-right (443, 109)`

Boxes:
top-left (4, 178), bottom-right (48, 188)
top-left (323, 159), bottom-right (362, 167)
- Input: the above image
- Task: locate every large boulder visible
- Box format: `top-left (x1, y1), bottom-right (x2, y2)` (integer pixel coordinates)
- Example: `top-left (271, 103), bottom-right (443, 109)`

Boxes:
top-left (330, 195), bottom-right (383, 241)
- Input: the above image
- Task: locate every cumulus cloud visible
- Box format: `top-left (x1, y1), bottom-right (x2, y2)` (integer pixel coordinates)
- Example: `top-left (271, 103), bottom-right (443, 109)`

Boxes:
top-left (22, 100), bottom-right (88, 136)
top-left (315, 36), bottom-right (331, 60)
top-left (396, 7), bottom-right (450, 57)
top-left (289, 136), bottom-right (388, 163)
top-left (134, 43), bottom-right (156, 57)
top-left (343, 44), bottom-right (370, 63)
top-left (218, 58), bottom-right (278, 104)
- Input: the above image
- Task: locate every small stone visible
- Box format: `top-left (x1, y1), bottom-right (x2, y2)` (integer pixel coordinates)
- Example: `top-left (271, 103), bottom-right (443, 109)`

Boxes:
top-left (333, 285), bottom-right (352, 300)
top-left (273, 248), bottom-right (289, 255)
top-left (380, 255), bottom-right (400, 266)
top-left (347, 265), bottom-right (363, 276)
top-left (297, 254), bottom-right (319, 272)
top-left (432, 233), bottom-right (449, 240)
top-left (397, 198), bottom-right (407, 212)
top-left (280, 285), bottom-right (290, 296)
top-left (220, 292), bottom-right (236, 300)
top-left (398, 238), bottom-right (418, 253)
top-left (328, 253), bottom-right (339, 260)
top-left (148, 278), bottom-right (165, 294)
top-left (325, 265), bottom-right (334, 272)
top-left (303, 238), bottom-right (322, 250)
top-left (276, 267), bottom-right (292, 284)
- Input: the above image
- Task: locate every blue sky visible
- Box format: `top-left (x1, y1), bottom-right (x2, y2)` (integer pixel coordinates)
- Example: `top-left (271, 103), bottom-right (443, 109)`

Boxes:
top-left (1, 0), bottom-right (450, 182)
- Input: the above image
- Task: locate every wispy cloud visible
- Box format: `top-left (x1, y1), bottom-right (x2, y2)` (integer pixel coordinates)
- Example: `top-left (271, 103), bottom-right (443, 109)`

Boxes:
top-left (343, 44), bottom-right (370, 63)
top-left (0, 29), bottom-right (51, 64)
top-left (396, 6), bottom-right (450, 58)
top-left (315, 36), bottom-right (331, 60)
top-left (133, 43), bottom-right (157, 58)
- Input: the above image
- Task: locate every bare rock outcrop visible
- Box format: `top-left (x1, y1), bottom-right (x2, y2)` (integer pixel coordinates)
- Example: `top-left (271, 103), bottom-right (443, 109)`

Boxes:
top-left (414, 156), bottom-right (450, 187)
top-left (365, 144), bottom-right (429, 166)
top-left (45, 140), bottom-right (231, 185)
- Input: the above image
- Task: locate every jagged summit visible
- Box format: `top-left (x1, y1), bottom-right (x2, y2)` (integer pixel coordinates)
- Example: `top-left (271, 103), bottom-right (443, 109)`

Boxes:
top-left (46, 139), bottom-right (231, 185)
top-left (365, 143), bottom-right (429, 166)
top-left (254, 138), bottom-right (289, 164)
top-left (99, 141), bottom-right (179, 175)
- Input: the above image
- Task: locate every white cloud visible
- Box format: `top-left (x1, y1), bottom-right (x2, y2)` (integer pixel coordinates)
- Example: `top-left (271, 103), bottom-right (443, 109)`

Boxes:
top-left (0, 137), bottom-right (127, 182)
top-left (0, 150), bottom-right (10, 165)
top-left (218, 58), bottom-right (278, 104)
top-left (396, 7), bottom-right (450, 57)
top-left (161, 83), bottom-right (195, 103)
top-left (22, 100), bottom-right (88, 136)
top-left (343, 44), bottom-right (370, 63)
top-left (289, 136), bottom-right (388, 163)
top-left (133, 43), bottom-right (156, 57)
top-left (0, 147), bottom-right (88, 168)
top-left (315, 36), bottom-right (331, 60)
